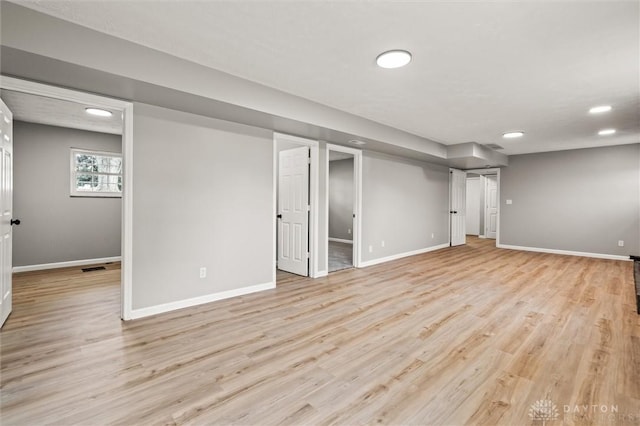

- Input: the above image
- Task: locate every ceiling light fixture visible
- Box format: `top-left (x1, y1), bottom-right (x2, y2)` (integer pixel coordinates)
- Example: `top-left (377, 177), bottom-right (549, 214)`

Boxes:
top-left (503, 131), bottom-right (524, 139)
top-left (589, 105), bottom-right (612, 114)
top-left (376, 50), bottom-right (412, 69)
top-left (349, 139), bottom-right (366, 145)
top-left (598, 128), bottom-right (616, 136)
top-left (85, 107), bottom-right (113, 117)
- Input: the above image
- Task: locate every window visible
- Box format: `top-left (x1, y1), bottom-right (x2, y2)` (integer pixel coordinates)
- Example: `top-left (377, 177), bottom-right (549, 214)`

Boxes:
top-left (70, 148), bottom-right (122, 197)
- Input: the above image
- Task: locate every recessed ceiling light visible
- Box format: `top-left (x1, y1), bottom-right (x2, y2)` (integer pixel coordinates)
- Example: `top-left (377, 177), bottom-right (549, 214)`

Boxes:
top-left (376, 50), bottom-right (412, 69)
top-left (85, 107), bottom-right (113, 117)
top-left (598, 128), bottom-right (616, 136)
top-left (503, 131), bottom-right (524, 139)
top-left (349, 139), bottom-right (366, 145)
top-left (589, 105), bottom-right (612, 114)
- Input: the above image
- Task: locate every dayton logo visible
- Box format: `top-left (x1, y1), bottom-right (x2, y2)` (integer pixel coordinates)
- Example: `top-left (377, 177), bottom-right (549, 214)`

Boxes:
top-left (529, 399), bottom-right (560, 425)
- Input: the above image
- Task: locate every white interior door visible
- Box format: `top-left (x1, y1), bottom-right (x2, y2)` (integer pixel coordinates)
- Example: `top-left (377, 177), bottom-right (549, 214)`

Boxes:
top-left (278, 146), bottom-right (309, 276)
top-left (485, 175), bottom-right (498, 239)
top-left (465, 177), bottom-right (481, 236)
top-left (0, 99), bottom-right (14, 328)
top-left (450, 168), bottom-right (466, 246)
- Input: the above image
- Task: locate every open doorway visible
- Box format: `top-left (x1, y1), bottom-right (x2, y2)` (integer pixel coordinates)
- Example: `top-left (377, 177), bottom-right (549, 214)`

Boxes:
top-left (326, 143), bottom-right (362, 273)
top-left (3, 89), bottom-right (123, 273)
top-left (463, 168), bottom-right (501, 245)
top-left (328, 150), bottom-right (354, 271)
top-left (0, 76), bottom-right (133, 320)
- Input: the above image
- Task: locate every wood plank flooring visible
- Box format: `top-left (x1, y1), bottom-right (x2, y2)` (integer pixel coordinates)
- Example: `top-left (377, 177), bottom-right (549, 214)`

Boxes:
top-left (1, 238), bottom-right (639, 425)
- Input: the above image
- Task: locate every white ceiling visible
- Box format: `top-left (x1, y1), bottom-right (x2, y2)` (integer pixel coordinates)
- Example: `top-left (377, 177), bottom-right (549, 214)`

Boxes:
top-left (15, 1), bottom-right (640, 155)
top-left (1, 89), bottom-right (122, 135)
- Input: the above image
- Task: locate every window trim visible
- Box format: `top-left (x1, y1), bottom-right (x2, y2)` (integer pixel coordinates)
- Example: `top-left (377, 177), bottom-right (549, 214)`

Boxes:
top-left (70, 148), bottom-right (123, 198)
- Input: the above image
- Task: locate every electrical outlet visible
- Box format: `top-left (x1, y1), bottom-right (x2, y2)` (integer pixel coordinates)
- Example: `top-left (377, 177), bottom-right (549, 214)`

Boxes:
top-left (199, 267), bottom-right (207, 278)
top-left (618, 240), bottom-right (624, 247)
top-left (431, 233), bottom-right (435, 239)
top-left (369, 245), bottom-right (373, 253)
top-left (348, 228), bottom-right (352, 235)
top-left (381, 240), bottom-right (385, 247)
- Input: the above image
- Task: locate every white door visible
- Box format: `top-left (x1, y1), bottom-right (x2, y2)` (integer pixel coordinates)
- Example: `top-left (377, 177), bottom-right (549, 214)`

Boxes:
top-left (278, 147), bottom-right (309, 276)
top-left (0, 99), bottom-right (13, 328)
top-left (485, 175), bottom-right (498, 239)
top-left (450, 168), bottom-right (466, 246)
top-left (465, 177), bottom-right (481, 236)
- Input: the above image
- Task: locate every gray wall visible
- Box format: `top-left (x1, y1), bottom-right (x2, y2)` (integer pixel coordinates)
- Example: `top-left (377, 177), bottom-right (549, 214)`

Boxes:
top-left (329, 158), bottom-right (354, 241)
top-left (361, 152), bottom-right (450, 262)
top-left (12, 121), bottom-right (121, 267)
top-left (132, 104), bottom-right (274, 310)
top-left (501, 144), bottom-right (640, 256)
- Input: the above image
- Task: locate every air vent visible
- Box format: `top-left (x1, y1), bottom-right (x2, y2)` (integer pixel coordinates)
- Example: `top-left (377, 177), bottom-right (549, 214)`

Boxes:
top-left (82, 266), bottom-right (106, 272)
top-left (485, 143), bottom-right (504, 150)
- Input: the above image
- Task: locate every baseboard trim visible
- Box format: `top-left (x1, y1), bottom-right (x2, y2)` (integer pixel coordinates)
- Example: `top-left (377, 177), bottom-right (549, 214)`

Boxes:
top-left (315, 270), bottom-right (328, 278)
top-left (13, 256), bottom-right (122, 273)
top-left (328, 237), bottom-right (353, 244)
top-left (129, 281), bottom-right (275, 320)
top-left (496, 244), bottom-right (632, 261)
top-left (359, 243), bottom-right (450, 268)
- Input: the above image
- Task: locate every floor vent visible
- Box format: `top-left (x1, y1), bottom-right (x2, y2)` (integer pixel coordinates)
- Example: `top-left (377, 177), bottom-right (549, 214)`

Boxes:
top-left (82, 266), bottom-right (106, 272)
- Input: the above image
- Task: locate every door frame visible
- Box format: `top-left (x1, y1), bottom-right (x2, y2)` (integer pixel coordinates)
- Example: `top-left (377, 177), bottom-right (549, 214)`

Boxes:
top-left (0, 76), bottom-right (135, 320)
top-left (326, 143), bottom-right (362, 269)
top-left (465, 168), bottom-right (501, 245)
top-left (272, 132), bottom-right (320, 280)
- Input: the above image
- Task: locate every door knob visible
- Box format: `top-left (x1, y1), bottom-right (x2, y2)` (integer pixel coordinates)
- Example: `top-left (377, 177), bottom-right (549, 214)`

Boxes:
top-left (10, 219), bottom-right (20, 226)
top-left (277, 214), bottom-right (282, 219)
top-left (450, 211), bottom-right (458, 214)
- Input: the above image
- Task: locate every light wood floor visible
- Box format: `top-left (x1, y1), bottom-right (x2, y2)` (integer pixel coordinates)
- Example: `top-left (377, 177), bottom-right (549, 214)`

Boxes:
top-left (1, 238), bottom-right (639, 425)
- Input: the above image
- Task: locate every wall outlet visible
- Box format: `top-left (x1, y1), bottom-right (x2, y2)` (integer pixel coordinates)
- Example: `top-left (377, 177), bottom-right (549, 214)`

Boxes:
top-left (199, 267), bottom-right (207, 278)
top-left (381, 240), bottom-right (385, 247)
top-left (506, 199), bottom-right (513, 205)
top-left (369, 245), bottom-right (373, 253)
top-left (348, 228), bottom-right (352, 235)
top-left (431, 233), bottom-right (435, 239)
top-left (618, 240), bottom-right (624, 247)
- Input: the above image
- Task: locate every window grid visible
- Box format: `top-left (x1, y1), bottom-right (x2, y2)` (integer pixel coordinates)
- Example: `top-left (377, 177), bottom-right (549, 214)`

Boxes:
top-left (70, 148), bottom-right (122, 197)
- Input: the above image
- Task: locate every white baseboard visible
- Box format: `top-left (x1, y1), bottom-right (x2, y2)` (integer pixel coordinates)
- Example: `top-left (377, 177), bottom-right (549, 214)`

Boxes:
top-left (328, 237), bottom-right (353, 244)
top-left (129, 281), bottom-right (275, 320)
top-left (496, 244), bottom-right (631, 261)
top-left (359, 243), bottom-right (450, 268)
top-left (314, 270), bottom-right (328, 278)
top-left (13, 256), bottom-right (122, 273)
